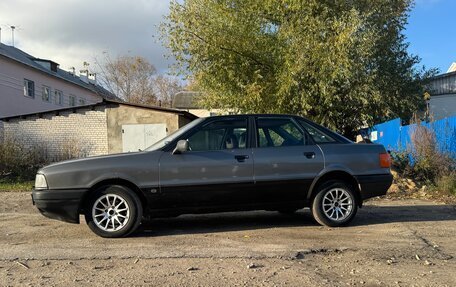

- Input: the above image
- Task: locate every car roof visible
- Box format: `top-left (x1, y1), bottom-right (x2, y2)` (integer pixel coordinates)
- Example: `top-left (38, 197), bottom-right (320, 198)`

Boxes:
top-left (203, 114), bottom-right (304, 120)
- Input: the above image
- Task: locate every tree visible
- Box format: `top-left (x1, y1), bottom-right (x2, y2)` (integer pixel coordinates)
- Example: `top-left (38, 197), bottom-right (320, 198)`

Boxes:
top-left (96, 54), bottom-right (158, 105)
top-left (96, 54), bottom-right (184, 107)
top-left (152, 75), bottom-right (182, 107)
top-left (162, 0), bottom-right (436, 137)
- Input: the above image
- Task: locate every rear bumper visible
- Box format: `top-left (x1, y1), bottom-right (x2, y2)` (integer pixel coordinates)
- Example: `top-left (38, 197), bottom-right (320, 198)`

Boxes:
top-left (32, 189), bottom-right (88, 224)
top-left (355, 174), bottom-right (393, 200)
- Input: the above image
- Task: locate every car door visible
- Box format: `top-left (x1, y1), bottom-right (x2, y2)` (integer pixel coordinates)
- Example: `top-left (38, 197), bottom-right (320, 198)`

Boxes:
top-left (252, 117), bottom-right (325, 203)
top-left (158, 117), bottom-right (254, 208)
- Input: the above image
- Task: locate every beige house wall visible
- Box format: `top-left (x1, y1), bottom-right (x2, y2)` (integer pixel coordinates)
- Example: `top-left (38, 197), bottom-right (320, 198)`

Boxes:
top-left (106, 105), bottom-right (188, 154)
top-left (2, 107), bottom-right (108, 158)
top-left (0, 56), bottom-right (102, 118)
top-left (186, 109), bottom-right (231, 118)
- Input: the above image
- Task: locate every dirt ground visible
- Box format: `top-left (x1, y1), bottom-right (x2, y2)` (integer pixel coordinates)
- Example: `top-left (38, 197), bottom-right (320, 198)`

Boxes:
top-left (0, 192), bottom-right (455, 287)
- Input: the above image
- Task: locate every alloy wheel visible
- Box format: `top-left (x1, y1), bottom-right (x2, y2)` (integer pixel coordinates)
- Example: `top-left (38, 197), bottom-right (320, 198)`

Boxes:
top-left (322, 188), bottom-right (354, 221)
top-left (92, 194), bottom-right (130, 232)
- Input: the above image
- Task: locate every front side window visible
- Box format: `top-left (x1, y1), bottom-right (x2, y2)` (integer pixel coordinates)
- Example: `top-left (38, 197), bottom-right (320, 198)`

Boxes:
top-left (79, 98), bottom-right (86, 105)
top-left (146, 118), bottom-right (204, 151)
top-left (23, 79), bottom-right (35, 98)
top-left (55, 90), bottom-right (63, 105)
top-left (186, 119), bottom-right (248, 151)
top-left (42, 86), bottom-right (51, 102)
top-left (256, 118), bottom-right (307, 148)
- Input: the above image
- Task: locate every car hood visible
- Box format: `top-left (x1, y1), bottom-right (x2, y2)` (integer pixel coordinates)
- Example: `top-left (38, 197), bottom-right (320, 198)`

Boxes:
top-left (38, 151), bottom-right (161, 174)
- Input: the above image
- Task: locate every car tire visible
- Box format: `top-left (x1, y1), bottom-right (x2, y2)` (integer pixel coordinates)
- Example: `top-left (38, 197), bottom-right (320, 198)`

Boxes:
top-left (311, 180), bottom-right (358, 227)
top-left (85, 185), bottom-right (143, 238)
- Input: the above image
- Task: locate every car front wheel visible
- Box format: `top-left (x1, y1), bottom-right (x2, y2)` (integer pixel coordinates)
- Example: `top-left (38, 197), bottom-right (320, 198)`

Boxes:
top-left (311, 180), bottom-right (358, 227)
top-left (85, 185), bottom-right (143, 238)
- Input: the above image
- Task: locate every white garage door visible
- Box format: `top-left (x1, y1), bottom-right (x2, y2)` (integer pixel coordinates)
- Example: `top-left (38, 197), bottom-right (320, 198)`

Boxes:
top-left (122, 124), bottom-right (167, 152)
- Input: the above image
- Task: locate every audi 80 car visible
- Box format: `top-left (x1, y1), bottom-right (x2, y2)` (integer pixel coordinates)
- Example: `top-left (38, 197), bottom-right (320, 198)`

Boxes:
top-left (32, 115), bottom-right (392, 237)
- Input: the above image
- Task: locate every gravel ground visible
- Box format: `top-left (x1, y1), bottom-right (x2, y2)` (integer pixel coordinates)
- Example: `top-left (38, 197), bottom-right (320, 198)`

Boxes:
top-left (0, 191), bottom-right (455, 286)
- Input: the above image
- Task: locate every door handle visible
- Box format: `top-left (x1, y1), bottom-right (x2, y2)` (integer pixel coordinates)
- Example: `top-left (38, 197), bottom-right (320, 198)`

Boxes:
top-left (235, 155), bottom-right (249, 162)
top-left (303, 152), bottom-right (316, 159)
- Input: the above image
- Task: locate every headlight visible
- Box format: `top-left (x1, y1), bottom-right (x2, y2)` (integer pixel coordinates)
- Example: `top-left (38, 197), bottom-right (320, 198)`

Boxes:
top-left (35, 174), bottom-right (48, 190)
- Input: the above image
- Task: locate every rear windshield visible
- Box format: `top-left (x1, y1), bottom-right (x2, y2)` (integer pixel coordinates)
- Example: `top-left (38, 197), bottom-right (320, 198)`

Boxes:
top-left (296, 118), bottom-right (351, 144)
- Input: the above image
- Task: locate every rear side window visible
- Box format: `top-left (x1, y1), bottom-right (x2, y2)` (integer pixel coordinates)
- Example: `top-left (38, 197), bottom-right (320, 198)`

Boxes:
top-left (186, 119), bottom-right (247, 151)
top-left (256, 118), bottom-right (308, 147)
top-left (297, 119), bottom-right (337, 143)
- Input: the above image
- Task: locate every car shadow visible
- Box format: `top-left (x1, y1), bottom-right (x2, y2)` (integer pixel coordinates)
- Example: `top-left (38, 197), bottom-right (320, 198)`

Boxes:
top-left (133, 204), bottom-right (456, 238)
top-left (135, 211), bottom-right (315, 237)
top-left (350, 204), bottom-right (456, 226)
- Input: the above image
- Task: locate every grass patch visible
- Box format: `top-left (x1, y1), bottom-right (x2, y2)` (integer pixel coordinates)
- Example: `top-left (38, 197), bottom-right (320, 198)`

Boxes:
top-left (429, 173), bottom-right (456, 196)
top-left (0, 180), bottom-right (34, 192)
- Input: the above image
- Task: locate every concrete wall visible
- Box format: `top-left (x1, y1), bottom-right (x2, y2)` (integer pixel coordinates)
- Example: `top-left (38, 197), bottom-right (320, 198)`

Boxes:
top-left (430, 94), bottom-right (456, 120)
top-left (106, 104), bottom-right (185, 154)
top-left (2, 106), bottom-right (108, 158)
top-left (0, 56), bottom-right (102, 118)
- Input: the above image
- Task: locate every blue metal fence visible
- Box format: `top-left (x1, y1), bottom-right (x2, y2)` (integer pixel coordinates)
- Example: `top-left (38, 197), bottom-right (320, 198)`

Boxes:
top-left (370, 116), bottom-right (456, 158)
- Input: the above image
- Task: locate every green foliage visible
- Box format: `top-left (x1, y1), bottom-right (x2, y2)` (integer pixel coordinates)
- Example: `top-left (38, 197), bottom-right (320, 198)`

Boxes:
top-left (162, 0), bottom-right (436, 137)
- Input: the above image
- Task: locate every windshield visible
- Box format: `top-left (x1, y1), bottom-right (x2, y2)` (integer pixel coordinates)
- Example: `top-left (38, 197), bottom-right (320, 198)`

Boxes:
top-left (145, 118), bottom-right (204, 151)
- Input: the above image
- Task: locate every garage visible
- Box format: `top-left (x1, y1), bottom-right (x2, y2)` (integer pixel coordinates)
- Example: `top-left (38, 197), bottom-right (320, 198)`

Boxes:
top-left (0, 99), bottom-right (197, 158)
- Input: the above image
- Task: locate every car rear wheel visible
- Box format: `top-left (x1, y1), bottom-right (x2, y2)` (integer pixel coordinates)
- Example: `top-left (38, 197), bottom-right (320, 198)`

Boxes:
top-left (85, 185), bottom-right (142, 238)
top-left (311, 180), bottom-right (358, 227)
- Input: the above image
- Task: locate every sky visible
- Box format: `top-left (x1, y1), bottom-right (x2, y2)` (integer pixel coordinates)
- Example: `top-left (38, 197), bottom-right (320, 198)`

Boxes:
top-left (0, 0), bottom-right (171, 74)
top-left (0, 0), bottom-right (455, 76)
top-left (405, 0), bottom-right (456, 73)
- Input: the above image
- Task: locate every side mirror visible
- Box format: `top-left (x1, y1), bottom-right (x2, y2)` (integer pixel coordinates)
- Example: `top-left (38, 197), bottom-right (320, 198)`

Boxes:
top-left (172, 140), bottom-right (189, 154)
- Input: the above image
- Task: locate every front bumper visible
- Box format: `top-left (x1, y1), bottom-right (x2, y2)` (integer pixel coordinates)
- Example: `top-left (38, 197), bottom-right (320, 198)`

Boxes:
top-left (356, 174), bottom-right (393, 200)
top-left (32, 189), bottom-right (88, 224)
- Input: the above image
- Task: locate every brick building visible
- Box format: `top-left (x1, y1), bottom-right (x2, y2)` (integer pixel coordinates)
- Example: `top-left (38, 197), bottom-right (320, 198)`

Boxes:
top-left (0, 100), bottom-right (196, 159)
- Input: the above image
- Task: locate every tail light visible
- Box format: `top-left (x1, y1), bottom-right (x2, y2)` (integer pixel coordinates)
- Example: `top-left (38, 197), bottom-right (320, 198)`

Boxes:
top-left (379, 153), bottom-right (391, 168)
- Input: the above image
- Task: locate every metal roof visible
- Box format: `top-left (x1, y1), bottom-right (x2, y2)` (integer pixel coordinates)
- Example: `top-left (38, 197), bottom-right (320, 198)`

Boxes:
top-left (428, 70), bottom-right (456, 96)
top-left (0, 43), bottom-right (118, 100)
top-left (0, 99), bottom-right (198, 121)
